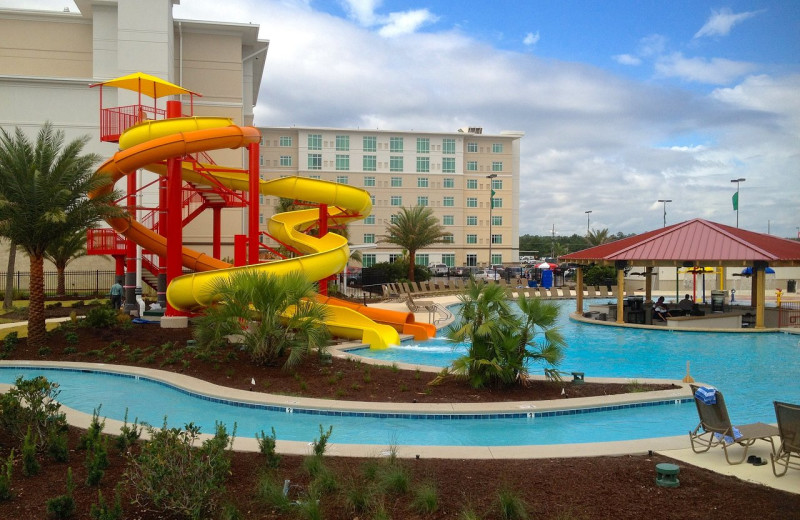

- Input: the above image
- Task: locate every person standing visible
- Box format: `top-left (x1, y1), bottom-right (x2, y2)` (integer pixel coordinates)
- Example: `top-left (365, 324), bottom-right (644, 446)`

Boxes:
top-left (109, 280), bottom-right (123, 310)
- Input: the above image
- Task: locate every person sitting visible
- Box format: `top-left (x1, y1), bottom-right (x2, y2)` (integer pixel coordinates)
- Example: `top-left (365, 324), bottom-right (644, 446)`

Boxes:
top-left (653, 296), bottom-right (671, 321)
top-left (677, 294), bottom-right (694, 316)
top-left (689, 303), bottom-right (705, 316)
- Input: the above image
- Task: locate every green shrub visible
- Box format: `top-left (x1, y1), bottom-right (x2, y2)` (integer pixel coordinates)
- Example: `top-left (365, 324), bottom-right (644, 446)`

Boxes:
top-left (496, 486), bottom-right (529, 520)
top-left (0, 376), bottom-right (67, 447)
top-left (2, 331), bottom-right (18, 353)
top-left (255, 473), bottom-right (292, 512)
top-left (89, 486), bottom-right (123, 520)
top-left (85, 435), bottom-right (109, 486)
top-left (411, 481), bottom-right (439, 513)
top-left (82, 307), bottom-right (118, 329)
top-left (22, 426), bottom-right (40, 476)
top-left (126, 419), bottom-right (236, 519)
top-left (312, 424), bottom-right (333, 457)
top-left (380, 464), bottom-right (410, 494)
top-left (79, 407), bottom-right (106, 450)
top-left (256, 427), bottom-right (281, 468)
top-left (0, 449), bottom-right (14, 501)
top-left (46, 467), bottom-right (75, 519)
top-left (115, 408), bottom-right (142, 452)
top-left (47, 428), bottom-right (70, 462)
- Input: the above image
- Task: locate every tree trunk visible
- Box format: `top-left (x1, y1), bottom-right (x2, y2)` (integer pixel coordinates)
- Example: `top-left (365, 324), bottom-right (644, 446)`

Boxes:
top-left (56, 264), bottom-right (66, 296)
top-left (4, 241), bottom-right (15, 310)
top-left (27, 254), bottom-right (47, 350)
top-left (408, 249), bottom-right (416, 282)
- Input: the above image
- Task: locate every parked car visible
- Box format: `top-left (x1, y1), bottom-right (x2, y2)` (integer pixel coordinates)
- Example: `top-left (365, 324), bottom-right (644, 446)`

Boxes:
top-left (453, 266), bottom-right (478, 278)
top-left (473, 269), bottom-right (501, 282)
top-left (428, 263), bottom-right (449, 276)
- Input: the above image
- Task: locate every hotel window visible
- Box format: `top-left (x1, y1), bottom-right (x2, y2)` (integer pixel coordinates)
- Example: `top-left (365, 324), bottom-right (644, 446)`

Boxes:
top-left (442, 157), bottom-right (456, 173)
top-left (466, 234), bottom-right (477, 244)
top-left (308, 134), bottom-right (322, 150)
top-left (442, 234), bottom-right (454, 244)
top-left (390, 214), bottom-right (399, 224)
top-left (336, 175), bottom-right (348, 184)
top-left (493, 198), bottom-right (503, 208)
top-left (363, 233), bottom-right (375, 244)
top-left (492, 143), bottom-right (503, 153)
top-left (415, 253), bottom-right (429, 266)
top-left (466, 197), bottom-right (478, 208)
top-left (466, 215), bottom-right (477, 226)
top-left (363, 136), bottom-right (377, 152)
top-left (259, 212), bottom-right (264, 224)
top-left (390, 156), bottom-right (403, 172)
top-left (363, 155), bottom-right (376, 171)
top-left (492, 215), bottom-right (503, 226)
top-left (364, 176), bottom-right (376, 187)
top-left (362, 253), bottom-right (376, 267)
top-left (417, 196), bottom-right (428, 206)
top-left (308, 154), bottom-right (321, 170)
top-left (309, 174), bottom-right (320, 179)
top-left (391, 195), bottom-right (402, 206)
top-left (391, 176), bottom-right (402, 187)
top-left (492, 234), bottom-right (502, 244)
top-left (259, 155), bottom-right (263, 166)
top-left (279, 136), bottom-right (292, 147)
top-left (492, 179), bottom-right (503, 190)
top-left (443, 177), bottom-right (454, 188)
top-left (466, 161), bottom-right (477, 171)
top-left (335, 135), bottom-right (349, 151)
top-left (492, 161), bottom-right (503, 172)
top-left (442, 138), bottom-right (455, 154)
top-left (280, 155), bottom-right (292, 167)
top-left (416, 137), bottom-right (430, 154)
top-left (442, 215), bottom-right (454, 225)
top-left (443, 196), bottom-right (454, 207)
top-left (370, 195), bottom-right (375, 205)
top-left (467, 142), bottom-right (478, 153)
top-left (491, 253), bottom-right (502, 265)
top-left (416, 156), bottom-right (430, 173)
top-left (364, 215), bottom-right (375, 225)
top-left (442, 253), bottom-right (455, 266)
top-left (389, 252), bottom-right (401, 262)
top-left (466, 254), bottom-right (477, 266)
top-left (466, 178), bottom-right (478, 189)
top-left (390, 137), bottom-right (403, 152)
top-left (418, 177), bottom-right (429, 188)
top-left (336, 155), bottom-right (349, 171)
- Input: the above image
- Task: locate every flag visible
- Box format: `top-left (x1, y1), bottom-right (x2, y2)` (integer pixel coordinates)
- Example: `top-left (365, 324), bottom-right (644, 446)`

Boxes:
top-left (491, 189), bottom-right (496, 209)
top-left (732, 191), bottom-right (738, 211)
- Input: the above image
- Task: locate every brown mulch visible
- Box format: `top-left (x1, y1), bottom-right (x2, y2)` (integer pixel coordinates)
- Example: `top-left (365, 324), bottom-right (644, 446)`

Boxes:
top-left (0, 306), bottom-right (796, 519)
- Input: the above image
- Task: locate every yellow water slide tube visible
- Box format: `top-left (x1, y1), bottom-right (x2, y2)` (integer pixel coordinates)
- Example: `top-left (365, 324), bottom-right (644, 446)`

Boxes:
top-left (92, 116), bottom-right (430, 349)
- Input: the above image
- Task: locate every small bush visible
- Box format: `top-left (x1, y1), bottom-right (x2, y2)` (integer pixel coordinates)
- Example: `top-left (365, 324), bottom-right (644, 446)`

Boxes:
top-left (2, 331), bottom-right (19, 353)
top-left (0, 449), bottom-right (14, 501)
top-left (89, 486), bottom-right (123, 520)
top-left (79, 407), bottom-right (106, 450)
top-left (22, 426), bottom-right (40, 477)
top-left (380, 464), bottom-right (410, 494)
top-left (126, 419), bottom-right (236, 519)
top-left (496, 486), bottom-right (529, 520)
top-left (312, 424), bottom-right (333, 457)
top-left (115, 408), bottom-right (142, 452)
top-left (255, 473), bottom-right (292, 512)
top-left (0, 376), bottom-right (67, 447)
top-left (47, 428), bottom-right (70, 462)
top-left (411, 481), bottom-right (439, 513)
top-left (85, 435), bottom-right (109, 486)
top-left (46, 467), bottom-right (75, 519)
top-left (256, 427), bottom-right (281, 468)
top-left (82, 307), bottom-right (119, 329)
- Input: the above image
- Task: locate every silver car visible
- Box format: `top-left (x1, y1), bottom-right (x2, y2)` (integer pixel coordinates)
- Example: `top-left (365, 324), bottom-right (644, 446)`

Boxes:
top-left (473, 269), bottom-right (501, 281)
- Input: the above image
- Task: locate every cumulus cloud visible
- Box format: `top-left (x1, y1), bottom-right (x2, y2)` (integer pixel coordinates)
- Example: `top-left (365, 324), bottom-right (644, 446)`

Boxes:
top-left (378, 9), bottom-right (437, 37)
top-left (655, 52), bottom-right (756, 84)
top-left (613, 54), bottom-right (641, 66)
top-left (523, 31), bottom-right (540, 46)
top-left (695, 8), bottom-right (763, 38)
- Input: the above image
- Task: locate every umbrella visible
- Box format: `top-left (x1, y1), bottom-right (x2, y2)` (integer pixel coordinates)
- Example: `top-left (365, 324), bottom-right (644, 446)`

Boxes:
top-left (536, 262), bottom-right (557, 270)
top-left (739, 267), bottom-right (775, 276)
top-left (679, 267), bottom-right (716, 302)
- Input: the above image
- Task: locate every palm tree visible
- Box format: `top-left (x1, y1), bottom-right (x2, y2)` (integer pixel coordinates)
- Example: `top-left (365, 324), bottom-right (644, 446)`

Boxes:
top-left (444, 280), bottom-right (565, 388)
top-left (4, 239), bottom-right (16, 309)
top-left (193, 270), bottom-right (330, 369)
top-left (585, 228), bottom-right (611, 246)
top-left (0, 123), bottom-right (120, 349)
top-left (381, 206), bottom-right (450, 282)
top-left (44, 226), bottom-right (91, 296)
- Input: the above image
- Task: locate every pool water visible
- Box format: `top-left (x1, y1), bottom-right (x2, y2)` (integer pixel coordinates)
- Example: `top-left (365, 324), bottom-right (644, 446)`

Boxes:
top-left (0, 300), bottom-right (796, 447)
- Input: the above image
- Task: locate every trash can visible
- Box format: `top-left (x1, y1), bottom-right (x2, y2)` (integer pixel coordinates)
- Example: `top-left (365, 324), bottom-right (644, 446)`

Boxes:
top-left (788, 280), bottom-right (797, 293)
top-left (528, 280), bottom-right (538, 288)
top-left (711, 290), bottom-right (725, 313)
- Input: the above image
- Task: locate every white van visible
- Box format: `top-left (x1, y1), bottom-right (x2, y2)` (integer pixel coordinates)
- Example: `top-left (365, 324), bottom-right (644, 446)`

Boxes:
top-left (429, 263), bottom-right (449, 276)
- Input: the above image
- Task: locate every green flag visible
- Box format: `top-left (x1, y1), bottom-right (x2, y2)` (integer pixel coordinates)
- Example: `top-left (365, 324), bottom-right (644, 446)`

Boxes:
top-left (732, 191), bottom-right (739, 211)
top-left (491, 189), bottom-right (496, 209)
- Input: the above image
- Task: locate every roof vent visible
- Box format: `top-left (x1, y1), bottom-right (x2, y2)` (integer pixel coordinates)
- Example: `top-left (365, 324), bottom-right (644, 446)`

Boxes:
top-left (458, 127), bottom-right (483, 134)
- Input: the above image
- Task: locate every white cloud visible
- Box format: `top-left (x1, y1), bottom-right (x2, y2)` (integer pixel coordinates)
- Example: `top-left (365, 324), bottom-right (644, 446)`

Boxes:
top-left (523, 31), bottom-right (540, 46)
top-left (613, 54), bottom-right (641, 66)
top-left (655, 52), bottom-right (756, 84)
top-left (637, 34), bottom-right (667, 57)
top-left (378, 8), bottom-right (437, 37)
top-left (340, 0), bottom-right (382, 26)
top-left (695, 8), bottom-right (763, 39)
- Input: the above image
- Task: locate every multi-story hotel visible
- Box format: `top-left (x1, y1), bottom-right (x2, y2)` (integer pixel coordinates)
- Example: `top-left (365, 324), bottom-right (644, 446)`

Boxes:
top-left (258, 127), bottom-right (523, 268)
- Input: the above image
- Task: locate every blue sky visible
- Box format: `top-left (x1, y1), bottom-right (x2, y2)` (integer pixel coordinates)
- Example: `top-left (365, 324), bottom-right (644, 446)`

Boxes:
top-left (4, 0), bottom-right (799, 239)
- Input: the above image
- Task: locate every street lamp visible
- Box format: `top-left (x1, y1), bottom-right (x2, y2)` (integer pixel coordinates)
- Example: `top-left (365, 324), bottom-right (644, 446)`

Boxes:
top-left (585, 210), bottom-right (592, 234)
top-left (731, 178), bottom-right (745, 228)
top-left (486, 173), bottom-right (497, 268)
top-left (657, 199), bottom-right (671, 228)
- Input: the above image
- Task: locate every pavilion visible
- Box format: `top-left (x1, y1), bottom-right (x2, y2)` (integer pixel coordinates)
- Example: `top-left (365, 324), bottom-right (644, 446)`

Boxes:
top-left (562, 219), bottom-right (800, 329)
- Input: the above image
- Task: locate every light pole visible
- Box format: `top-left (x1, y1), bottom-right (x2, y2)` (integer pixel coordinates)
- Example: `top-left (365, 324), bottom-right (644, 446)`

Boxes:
top-left (585, 210), bottom-right (592, 234)
top-left (731, 178), bottom-right (745, 228)
top-left (657, 199), bottom-right (671, 228)
top-left (486, 174), bottom-right (497, 268)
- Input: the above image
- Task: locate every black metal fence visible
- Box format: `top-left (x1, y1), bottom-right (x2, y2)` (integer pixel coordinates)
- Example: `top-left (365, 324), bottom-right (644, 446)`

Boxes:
top-left (0, 270), bottom-right (116, 297)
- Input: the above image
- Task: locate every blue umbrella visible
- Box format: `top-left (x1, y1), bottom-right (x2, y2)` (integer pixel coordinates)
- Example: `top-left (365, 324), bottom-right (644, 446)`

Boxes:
top-left (740, 267), bottom-right (775, 275)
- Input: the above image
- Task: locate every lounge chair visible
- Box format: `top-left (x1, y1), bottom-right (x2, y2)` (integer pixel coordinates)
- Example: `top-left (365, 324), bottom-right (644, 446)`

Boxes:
top-left (771, 401), bottom-right (800, 477)
top-left (585, 287), bottom-right (597, 298)
top-left (688, 384), bottom-right (778, 464)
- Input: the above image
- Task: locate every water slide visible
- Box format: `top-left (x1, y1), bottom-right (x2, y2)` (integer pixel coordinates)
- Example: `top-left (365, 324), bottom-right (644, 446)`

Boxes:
top-left (92, 116), bottom-right (435, 348)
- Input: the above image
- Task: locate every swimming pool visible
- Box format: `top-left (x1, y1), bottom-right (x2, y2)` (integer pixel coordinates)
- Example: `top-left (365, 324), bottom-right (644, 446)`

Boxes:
top-left (356, 300), bottom-right (800, 425)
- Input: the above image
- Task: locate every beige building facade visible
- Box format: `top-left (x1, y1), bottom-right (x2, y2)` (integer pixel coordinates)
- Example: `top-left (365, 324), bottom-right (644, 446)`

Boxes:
top-left (258, 127), bottom-right (523, 269)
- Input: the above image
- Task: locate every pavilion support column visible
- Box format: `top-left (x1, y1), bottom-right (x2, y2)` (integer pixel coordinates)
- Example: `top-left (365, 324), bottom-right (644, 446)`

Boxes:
top-left (575, 267), bottom-right (584, 315)
top-left (750, 273), bottom-right (757, 307)
top-left (616, 267), bottom-right (625, 323)
top-left (645, 266), bottom-right (653, 303)
top-left (755, 264), bottom-right (766, 329)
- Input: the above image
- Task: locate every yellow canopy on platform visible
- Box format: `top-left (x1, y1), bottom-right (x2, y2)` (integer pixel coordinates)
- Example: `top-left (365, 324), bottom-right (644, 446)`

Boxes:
top-left (91, 72), bottom-right (200, 98)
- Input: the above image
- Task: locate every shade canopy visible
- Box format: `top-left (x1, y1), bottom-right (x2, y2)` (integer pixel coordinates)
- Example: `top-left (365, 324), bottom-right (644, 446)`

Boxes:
top-left (536, 262), bottom-right (557, 270)
top-left (90, 72), bottom-right (200, 99)
top-left (740, 267), bottom-right (775, 275)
